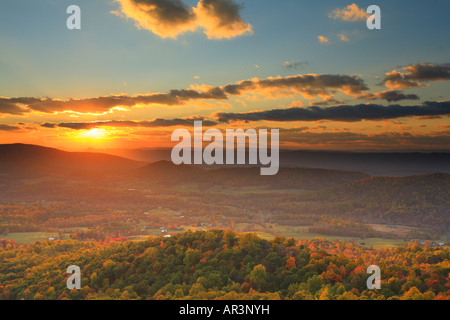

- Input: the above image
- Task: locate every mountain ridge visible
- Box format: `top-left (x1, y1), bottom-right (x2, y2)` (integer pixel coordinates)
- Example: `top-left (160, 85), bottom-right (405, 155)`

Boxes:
top-left (0, 143), bottom-right (144, 178)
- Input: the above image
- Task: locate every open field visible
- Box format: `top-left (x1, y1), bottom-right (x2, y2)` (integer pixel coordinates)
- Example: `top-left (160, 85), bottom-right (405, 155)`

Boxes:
top-left (234, 223), bottom-right (411, 249)
top-left (1, 232), bottom-right (64, 244)
top-left (0, 208), bottom-right (434, 249)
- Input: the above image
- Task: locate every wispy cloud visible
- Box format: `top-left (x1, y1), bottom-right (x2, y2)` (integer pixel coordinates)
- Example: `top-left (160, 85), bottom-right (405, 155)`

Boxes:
top-left (329, 4), bottom-right (368, 22)
top-left (283, 61), bottom-right (309, 70)
top-left (41, 117), bottom-right (218, 130)
top-left (0, 124), bottom-right (21, 131)
top-left (337, 33), bottom-right (350, 42)
top-left (318, 35), bottom-right (329, 44)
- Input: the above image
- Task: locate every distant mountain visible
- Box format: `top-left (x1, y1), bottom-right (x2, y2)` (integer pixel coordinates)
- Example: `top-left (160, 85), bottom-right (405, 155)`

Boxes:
top-left (0, 144), bottom-right (143, 178)
top-left (295, 173), bottom-right (450, 229)
top-left (131, 161), bottom-right (369, 190)
top-left (304, 173), bottom-right (450, 204)
top-left (89, 147), bottom-right (172, 164)
top-left (280, 150), bottom-right (450, 176)
top-left (93, 147), bottom-right (450, 176)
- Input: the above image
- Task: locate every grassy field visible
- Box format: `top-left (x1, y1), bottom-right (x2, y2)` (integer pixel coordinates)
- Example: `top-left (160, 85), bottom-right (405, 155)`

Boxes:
top-left (1, 232), bottom-right (65, 244)
top-left (235, 223), bottom-right (409, 249)
top-left (0, 227), bottom-right (90, 244)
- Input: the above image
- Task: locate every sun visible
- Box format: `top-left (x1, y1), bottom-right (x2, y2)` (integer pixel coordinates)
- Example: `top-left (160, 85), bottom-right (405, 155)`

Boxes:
top-left (77, 128), bottom-right (107, 139)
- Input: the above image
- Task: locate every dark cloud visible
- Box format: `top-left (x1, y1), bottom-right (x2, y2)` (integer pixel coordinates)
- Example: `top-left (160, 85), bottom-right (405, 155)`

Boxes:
top-left (134, 0), bottom-right (194, 24)
top-left (41, 117), bottom-right (218, 130)
top-left (280, 131), bottom-right (450, 148)
top-left (222, 74), bottom-right (369, 97)
top-left (199, 0), bottom-right (243, 25)
top-left (114, 0), bottom-right (196, 38)
top-left (0, 98), bottom-right (32, 115)
top-left (310, 98), bottom-right (344, 106)
top-left (359, 90), bottom-right (420, 102)
top-left (0, 124), bottom-right (21, 131)
top-left (405, 62), bottom-right (450, 81)
top-left (216, 100), bottom-right (450, 123)
top-left (383, 63), bottom-right (450, 89)
top-left (41, 123), bottom-right (58, 128)
top-left (283, 61), bottom-right (309, 70)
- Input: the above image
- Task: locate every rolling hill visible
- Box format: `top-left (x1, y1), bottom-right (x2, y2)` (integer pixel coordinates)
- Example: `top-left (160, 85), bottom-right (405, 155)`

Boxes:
top-left (292, 173), bottom-right (450, 229)
top-left (0, 143), bottom-right (143, 178)
top-left (91, 147), bottom-right (450, 176)
top-left (131, 161), bottom-right (370, 190)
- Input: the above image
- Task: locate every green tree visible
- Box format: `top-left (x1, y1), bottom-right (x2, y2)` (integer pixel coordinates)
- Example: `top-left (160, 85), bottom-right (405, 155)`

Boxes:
top-left (249, 265), bottom-right (267, 292)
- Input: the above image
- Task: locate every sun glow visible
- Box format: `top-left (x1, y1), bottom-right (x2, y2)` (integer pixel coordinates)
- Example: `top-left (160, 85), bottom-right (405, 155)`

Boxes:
top-left (77, 128), bottom-right (107, 139)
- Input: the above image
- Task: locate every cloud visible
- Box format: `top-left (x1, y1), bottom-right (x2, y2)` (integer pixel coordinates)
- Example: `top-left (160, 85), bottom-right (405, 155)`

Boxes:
top-left (215, 100), bottom-right (450, 123)
top-left (283, 61), bottom-right (309, 70)
top-left (41, 123), bottom-right (58, 128)
top-left (5, 65), bottom-right (445, 117)
top-left (318, 35), bottom-right (329, 44)
top-left (310, 98), bottom-right (344, 106)
top-left (222, 74), bottom-right (369, 99)
top-left (0, 88), bottom-right (227, 115)
top-left (329, 4), bottom-right (368, 22)
top-left (1, 73), bottom-right (370, 115)
top-left (383, 70), bottom-right (425, 90)
top-left (41, 117), bottom-right (218, 131)
top-left (0, 124), bottom-right (21, 131)
top-left (114, 0), bottom-right (252, 39)
top-left (404, 62), bottom-right (450, 81)
top-left (383, 63), bottom-right (450, 89)
top-left (359, 90), bottom-right (420, 102)
top-left (114, 0), bottom-right (196, 38)
top-left (0, 98), bottom-right (33, 115)
top-left (337, 33), bottom-right (349, 42)
top-left (194, 0), bottom-right (253, 39)
top-left (280, 130), bottom-right (450, 149)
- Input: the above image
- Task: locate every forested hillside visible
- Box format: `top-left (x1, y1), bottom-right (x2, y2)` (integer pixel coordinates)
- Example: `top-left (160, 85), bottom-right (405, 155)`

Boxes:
top-left (285, 173), bottom-right (450, 230)
top-left (1, 231), bottom-right (449, 300)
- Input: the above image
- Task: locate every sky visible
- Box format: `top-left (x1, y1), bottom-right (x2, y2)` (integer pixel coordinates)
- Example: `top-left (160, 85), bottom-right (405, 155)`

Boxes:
top-left (0, 0), bottom-right (449, 151)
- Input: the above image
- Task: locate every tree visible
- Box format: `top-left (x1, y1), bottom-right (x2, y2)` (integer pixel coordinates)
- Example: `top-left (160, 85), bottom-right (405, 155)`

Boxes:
top-left (401, 287), bottom-right (424, 300)
top-left (263, 252), bottom-right (283, 273)
top-left (285, 257), bottom-right (296, 270)
top-left (249, 265), bottom-right (267, 291)
top-left (183, 249), bottom-right (201, 268)
top-left (174, 289), bottom-right (184, 299)
top-left (293, 290), bottom-right (314, 300)
top-left (306, 275), bottom-right (324, 294)
top-left (319, 286), bottom-right (333, 300)
top-left (387, 277), bottom-right (402, 294)
top-left (337, 291), bottom-right (358, 300)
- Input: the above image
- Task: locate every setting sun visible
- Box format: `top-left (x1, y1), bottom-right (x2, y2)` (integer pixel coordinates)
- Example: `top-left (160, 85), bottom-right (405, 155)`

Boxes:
top-left (77, 128), bottom-right (107, 139)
